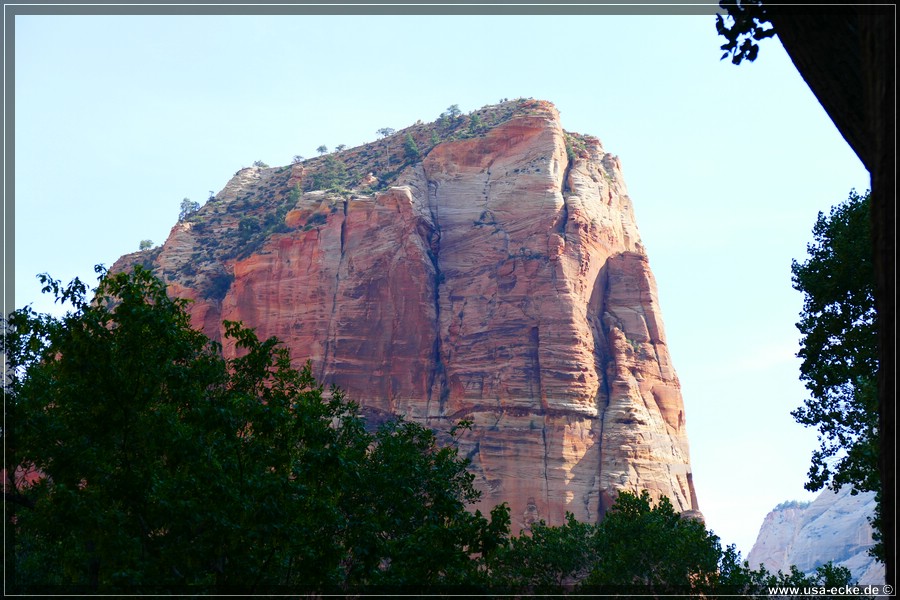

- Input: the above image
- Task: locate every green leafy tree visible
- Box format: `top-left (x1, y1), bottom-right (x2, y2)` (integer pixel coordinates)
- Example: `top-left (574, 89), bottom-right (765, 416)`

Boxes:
top-left (437, 105), bottom-right (462, 129)
top-left (718, 2), bottom-right (893, 576)
top-left (316, 145), bottom-right (328, 155)
top-left (138, 239), bottom-right (153, 250)
top-left (3, 267), bottom-right (363, 593)
top-left (307, 155), bottom-right (349, 192)
top-left (488, 512), bottom-right (596, 593)
top-left (715, 0), bottom-right (775, 64)
top-left (481, 490), bottom-right (855, 596)
top-left (468, 113), bottom-right (483, 134)
top-left (3, 266), bottom-right (507, 594)
top-left (341, 419), bottom-right (508, 591)
top-left (291, 154), bottom-right (304, 164)
top-left (6, 265), bottom-right (862, 595)
top-left (376, 127), bottom-right (395, 138)
top-left (717, 546), bottom-right (857, 599)
top-left (178, 198), bottom-right (200, 221)
top-left (581, 490), bottom-right (721, 594)
top-left (252, 160), bottom-right (269, 168)
top-left (335, 144), bottom-right (346, 152)
top-left (238, 216), bottom-right (260, 241)
top-left (791, 189), bottom-right (881, 559)
top-left (403, 133), bottom-right (420, 162)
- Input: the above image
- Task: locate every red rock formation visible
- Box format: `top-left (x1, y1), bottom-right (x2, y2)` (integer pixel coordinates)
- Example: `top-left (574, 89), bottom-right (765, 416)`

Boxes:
top-left (113, 99), bottom-right (700, 531)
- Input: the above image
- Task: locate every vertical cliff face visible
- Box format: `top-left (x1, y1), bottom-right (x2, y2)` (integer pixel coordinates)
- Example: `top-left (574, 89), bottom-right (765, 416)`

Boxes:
top-left (748, 488), bottom-right (884, 584)
top-left (113, 99), bottom-right (700, 530)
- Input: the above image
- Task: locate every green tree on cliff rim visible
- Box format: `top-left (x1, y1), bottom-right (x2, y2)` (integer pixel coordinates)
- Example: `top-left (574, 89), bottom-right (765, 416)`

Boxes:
top-left (403, 133), bottom-right (420, 162)
top-left (177, 197), bottom-right (200, 221)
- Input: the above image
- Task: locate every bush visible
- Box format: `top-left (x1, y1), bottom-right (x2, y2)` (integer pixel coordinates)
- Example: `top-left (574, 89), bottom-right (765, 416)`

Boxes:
top-left (305, 213), bottom-right (328, 228)
top-left (238, 216), bottom-right (260, 241)
top-left (204, 270), bottom-right (233, 300)
top-left (178, 198), bottom-right (200, 221)
top-left (307, 155), bottom-right (349, 192)
top-left (403, 133), bottom-right (420, 162)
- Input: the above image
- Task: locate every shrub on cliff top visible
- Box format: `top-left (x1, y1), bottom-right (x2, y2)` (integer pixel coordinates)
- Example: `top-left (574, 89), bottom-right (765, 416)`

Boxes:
top-left (306, 155), bottom-right (350, 193)
top-left (178, 197), bottom-right (200, 221)
top-left (403, 133), bottom-right (420, 162)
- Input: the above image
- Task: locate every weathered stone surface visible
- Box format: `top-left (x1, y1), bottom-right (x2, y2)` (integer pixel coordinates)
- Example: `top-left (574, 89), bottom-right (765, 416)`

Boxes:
top-left (748, 487), bottom-right (884, 584)
top-left (113, 100), bottom-right (700, 531)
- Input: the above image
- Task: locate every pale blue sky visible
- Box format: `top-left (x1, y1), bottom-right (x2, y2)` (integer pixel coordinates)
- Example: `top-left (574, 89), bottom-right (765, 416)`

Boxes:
top-left (13, 12), bottom-right (870, 556)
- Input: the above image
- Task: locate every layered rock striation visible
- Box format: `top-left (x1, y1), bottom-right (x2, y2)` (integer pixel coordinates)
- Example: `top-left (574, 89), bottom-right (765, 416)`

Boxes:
top-left (114, 99), bottom-right (700, 530)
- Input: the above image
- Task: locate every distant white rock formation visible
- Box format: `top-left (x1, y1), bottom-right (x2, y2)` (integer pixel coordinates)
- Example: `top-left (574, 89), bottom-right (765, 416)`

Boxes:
top-left (747, 486), bottom-right (884, 584)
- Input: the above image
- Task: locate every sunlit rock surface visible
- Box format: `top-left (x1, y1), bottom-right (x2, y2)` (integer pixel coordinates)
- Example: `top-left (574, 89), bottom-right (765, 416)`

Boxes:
top-left (113, 100), bottom-right (700, 531)
top-left (748, 487), bottom-right (884, 584)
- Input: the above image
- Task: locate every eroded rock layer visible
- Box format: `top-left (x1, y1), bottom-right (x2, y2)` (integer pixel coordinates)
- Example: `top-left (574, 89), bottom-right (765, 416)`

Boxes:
top-left (114, 100), bottom-right (700, 530)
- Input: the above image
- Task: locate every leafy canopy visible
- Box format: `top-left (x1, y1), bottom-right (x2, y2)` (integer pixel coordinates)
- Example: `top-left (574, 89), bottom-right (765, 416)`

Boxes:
top-left (3, 266), bottom-right (506, 594)
top-left (3, 265), bottom-right (864, 595)
top-left (485, 490), bottom-right (857, 596)
top-left (403, 133), bottom-right (420, 162)
top-left (791, 189), bottom-right (881, 559)
top-left (716, 0), bottom-right (776, 64)
top-left (307, 154), bottom-right (350, 192)
top-left (178, 197), bottom-right (200, 221)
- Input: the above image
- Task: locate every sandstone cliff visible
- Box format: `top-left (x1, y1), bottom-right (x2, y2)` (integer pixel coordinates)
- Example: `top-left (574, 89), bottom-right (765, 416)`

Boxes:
top-left (748, 487), bottom-right (884, 584)
top-left (113, 99), bottom-right (700, 530)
